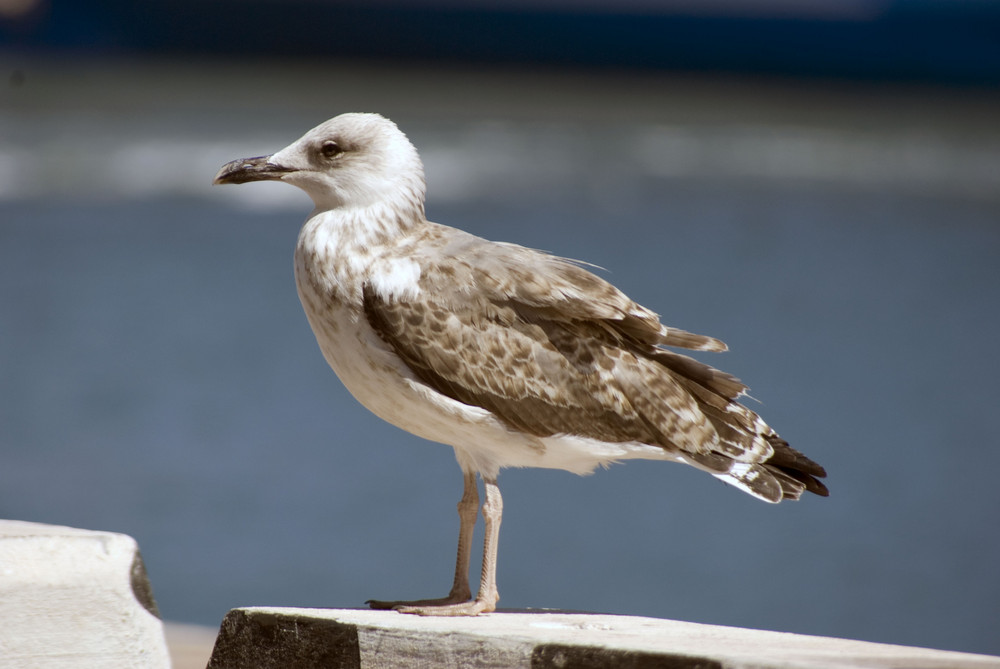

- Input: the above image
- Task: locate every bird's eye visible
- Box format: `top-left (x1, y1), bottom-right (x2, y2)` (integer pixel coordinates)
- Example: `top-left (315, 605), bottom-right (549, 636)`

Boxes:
top-left (320, 140), bottom-right (343, 160)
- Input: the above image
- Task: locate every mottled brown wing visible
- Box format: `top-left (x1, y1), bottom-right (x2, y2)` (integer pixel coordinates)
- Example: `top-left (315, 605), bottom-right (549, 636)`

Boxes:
top-left (408, 225), bottom-right (729, 353)
top-left (367, 227), bottom-right (828, 500)
top-left (362, 280), bottom-right (719, 454)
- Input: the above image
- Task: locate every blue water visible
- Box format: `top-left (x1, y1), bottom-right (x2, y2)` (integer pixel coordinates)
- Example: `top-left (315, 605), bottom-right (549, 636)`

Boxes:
top-left (2, 91), bottom-right (999, 655)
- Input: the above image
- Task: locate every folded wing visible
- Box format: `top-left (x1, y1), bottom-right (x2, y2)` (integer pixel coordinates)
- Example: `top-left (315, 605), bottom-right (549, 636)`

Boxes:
top-left (363, 226), bottom-right (827, 501)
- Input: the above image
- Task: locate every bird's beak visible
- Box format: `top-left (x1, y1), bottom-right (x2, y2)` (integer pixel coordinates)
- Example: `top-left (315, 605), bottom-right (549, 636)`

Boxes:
top-left (213, 155), bottom-right (293, 185)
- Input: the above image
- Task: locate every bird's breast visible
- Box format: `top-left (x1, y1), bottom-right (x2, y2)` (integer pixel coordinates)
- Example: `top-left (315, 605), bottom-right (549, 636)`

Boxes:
top-left (292, 221), bottom-right (471, 447)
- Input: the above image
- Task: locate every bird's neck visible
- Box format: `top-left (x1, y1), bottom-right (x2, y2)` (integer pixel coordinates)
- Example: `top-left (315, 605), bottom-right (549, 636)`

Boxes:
top-left (295, 200), bottom-right (425, 306)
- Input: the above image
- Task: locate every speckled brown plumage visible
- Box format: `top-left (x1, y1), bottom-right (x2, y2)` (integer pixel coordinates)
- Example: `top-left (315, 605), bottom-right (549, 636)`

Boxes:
top-left (362, 223), bottom-right (827, 501)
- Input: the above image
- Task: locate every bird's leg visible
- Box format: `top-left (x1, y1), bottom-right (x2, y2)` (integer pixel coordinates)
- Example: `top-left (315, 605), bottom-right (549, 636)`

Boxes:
top-left (471, 476), bottom-right (502, 611)
top-left (445, 469), bottom-right (479, 601)
top-left (375, 475), bottom-right (503, 616)
top-left (393, 476), bottom-right (502, 616)
top-left (367, 470), bottom-right (479, 611)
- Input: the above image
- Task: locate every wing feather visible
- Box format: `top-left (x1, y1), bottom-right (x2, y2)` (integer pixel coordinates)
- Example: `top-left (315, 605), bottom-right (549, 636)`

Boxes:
top-left (366, 225), bottom-right (827, 500)
top-left (413, 225), bottom-right (727, 352)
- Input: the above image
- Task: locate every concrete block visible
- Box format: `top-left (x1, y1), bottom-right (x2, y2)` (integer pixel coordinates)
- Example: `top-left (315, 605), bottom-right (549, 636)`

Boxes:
top-left (0, 520), bottom-right (170, 669)
top-left (206, 607), bottom-right (1000, 669)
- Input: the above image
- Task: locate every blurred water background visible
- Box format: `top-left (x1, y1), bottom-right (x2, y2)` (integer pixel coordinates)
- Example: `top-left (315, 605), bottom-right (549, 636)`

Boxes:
top-left (2, 0), bottom-right (1000, 658)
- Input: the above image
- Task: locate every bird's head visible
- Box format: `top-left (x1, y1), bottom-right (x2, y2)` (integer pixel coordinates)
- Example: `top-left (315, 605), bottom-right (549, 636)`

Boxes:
top-left (213, 112), bottom-right (426, 213)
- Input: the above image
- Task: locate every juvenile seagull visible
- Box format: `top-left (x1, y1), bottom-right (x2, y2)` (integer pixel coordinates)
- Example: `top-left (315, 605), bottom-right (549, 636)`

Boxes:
top-left (214, 113), bottom-right (828, 617)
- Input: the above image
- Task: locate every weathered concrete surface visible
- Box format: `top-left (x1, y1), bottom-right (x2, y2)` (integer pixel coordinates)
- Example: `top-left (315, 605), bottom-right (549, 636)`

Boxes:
top-left (206, 607), bottom-right (1000, 669)
top-left (0, 520), bottom-right (170, 669)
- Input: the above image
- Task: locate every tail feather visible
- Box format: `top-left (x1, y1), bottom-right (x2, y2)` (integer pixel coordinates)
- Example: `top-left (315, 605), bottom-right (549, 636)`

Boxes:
top-left (712, 462), bottom-right (786, 503)
top-left (653, 347), bottom-right (828, 502)
top-left (659, 326), bottom-right (728, 352)
top-left (766, 435), bottom-right (829, 497)
top-left (652, 348), bottom-right (747, 402)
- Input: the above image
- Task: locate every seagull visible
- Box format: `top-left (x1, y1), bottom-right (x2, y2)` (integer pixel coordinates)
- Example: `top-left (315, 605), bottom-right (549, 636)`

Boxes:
top-left (214, 112), bottom-right (828, 617)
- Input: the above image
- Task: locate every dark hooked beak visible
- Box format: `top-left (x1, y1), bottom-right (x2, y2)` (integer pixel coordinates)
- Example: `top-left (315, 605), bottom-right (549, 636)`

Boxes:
top-left (212, 155), bottom-right (292, 185)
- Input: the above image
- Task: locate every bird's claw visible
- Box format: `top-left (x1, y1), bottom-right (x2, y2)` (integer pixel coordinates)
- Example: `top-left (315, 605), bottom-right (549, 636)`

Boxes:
top-left (366, 595), bottom-right (494, 616)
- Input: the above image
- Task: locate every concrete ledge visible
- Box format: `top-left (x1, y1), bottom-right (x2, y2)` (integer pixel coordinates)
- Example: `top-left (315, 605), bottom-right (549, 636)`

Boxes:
top-left (206, 607), bottom-right (1000, 669)
top-left (0, 520), bottom-right (170, 668)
